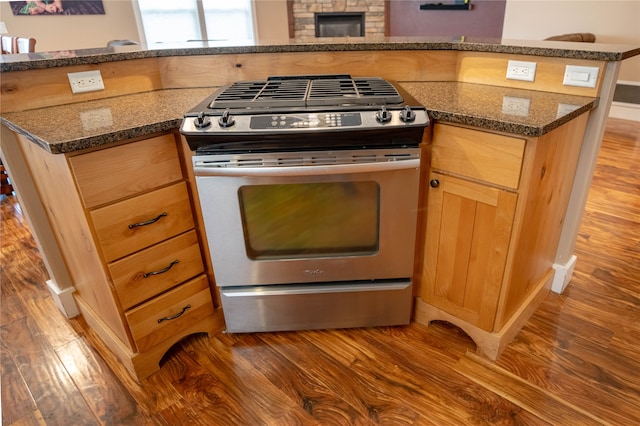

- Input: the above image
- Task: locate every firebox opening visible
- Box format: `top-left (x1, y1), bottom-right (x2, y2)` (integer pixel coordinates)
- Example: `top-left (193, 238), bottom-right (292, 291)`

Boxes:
top-left (315, 12), bottom-right (365, 38)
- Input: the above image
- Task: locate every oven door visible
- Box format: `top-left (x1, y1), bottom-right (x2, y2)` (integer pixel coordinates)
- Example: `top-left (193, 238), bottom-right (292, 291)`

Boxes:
top-left (193, 148), bottom-right (421, 287)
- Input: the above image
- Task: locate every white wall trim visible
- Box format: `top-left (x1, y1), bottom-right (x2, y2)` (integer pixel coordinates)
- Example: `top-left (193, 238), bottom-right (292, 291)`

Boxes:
top-left (551, 255), bottom-right (577, 294)
top-left (609, 80), bottom-right (640, 122)
top-left (46, 280), bottom-right (80, 318)
top-left (609, 101), bottom-right (640, 122)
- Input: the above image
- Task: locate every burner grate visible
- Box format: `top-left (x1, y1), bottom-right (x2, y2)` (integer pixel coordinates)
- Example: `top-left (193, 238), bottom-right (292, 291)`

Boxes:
top-left (209, 75), bottom-right (403, 109)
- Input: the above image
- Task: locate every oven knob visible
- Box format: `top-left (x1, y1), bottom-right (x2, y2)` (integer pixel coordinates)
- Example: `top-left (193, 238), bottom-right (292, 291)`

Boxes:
top-left (194, 112), bottom-right (211, 129)
top-left (400, 106), bottom-right (416, 122)
top-left (376, 106), bottom-right (392, 123)
top-left (218, 110), bottom-right (236, 128)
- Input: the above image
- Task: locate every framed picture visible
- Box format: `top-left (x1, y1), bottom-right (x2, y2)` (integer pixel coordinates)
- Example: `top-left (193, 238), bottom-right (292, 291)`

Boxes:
top-left (10, 1), bottom-right (105, 16)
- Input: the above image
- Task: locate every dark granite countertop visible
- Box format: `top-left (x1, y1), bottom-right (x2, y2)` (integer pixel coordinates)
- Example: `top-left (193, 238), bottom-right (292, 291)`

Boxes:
top-left (2, 37), bottom-right (639, 73)
top-left (0, 83), bottom-right (597, 154)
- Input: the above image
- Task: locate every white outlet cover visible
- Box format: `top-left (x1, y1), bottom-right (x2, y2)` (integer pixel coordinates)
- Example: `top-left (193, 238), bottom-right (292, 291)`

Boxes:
top-left (68, 70), bottom-right (105, 93)
top-left (563, 65), bottom-right (599, 88)
top-left (506, 60), bottom-right (537, 82)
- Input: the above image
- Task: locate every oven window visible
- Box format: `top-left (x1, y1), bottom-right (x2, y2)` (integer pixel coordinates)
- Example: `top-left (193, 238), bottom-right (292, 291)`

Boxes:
top-left (239, 181), bottom-right (380, 259)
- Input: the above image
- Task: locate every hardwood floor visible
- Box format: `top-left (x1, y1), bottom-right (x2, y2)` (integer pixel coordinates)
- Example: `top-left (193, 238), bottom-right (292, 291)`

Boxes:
top-left (1, 118), bottom-right (639, 425)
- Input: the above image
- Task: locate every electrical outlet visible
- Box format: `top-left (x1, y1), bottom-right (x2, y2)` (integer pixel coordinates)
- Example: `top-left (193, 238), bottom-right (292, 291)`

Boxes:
top-left (506, 60), bottom-right (537, 82)
top-left (502, 96), bottom-right (530, 116)
top-left (563, 65), bottom-right (599, 88)
top-left (68, 70), bottom-right (105, 93)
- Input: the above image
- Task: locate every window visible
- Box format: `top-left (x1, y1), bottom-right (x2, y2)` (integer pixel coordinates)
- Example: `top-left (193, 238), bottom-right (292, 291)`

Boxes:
top-left (136, 0), bottom-right (255, 46)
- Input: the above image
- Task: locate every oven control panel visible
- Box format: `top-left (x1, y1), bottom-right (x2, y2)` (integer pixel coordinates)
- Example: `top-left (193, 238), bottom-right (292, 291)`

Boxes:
top-left (250, 113), bottom-right (362, 129)
top-left (181, 108), bottom-right (429, 136)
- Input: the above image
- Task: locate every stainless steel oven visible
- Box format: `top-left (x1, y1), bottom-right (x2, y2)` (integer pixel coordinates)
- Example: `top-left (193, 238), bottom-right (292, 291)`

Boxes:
top-left (181, 75), bottom-right (429, 332)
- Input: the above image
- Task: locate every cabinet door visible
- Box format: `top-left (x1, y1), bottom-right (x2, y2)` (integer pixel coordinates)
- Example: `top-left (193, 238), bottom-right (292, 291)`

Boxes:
top-left (422, 172), bottom-right (517, 331)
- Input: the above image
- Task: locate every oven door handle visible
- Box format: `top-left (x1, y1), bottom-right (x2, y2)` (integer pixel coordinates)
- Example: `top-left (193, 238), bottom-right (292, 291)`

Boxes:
top-left (220, 280), bottom-right (412, 297)
top-left (193, 158), bottom-right (420, 177)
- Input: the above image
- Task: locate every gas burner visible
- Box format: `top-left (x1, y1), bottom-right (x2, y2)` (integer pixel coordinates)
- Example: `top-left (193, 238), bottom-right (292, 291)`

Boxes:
top-left (209, 75), bottom-right (404, 109)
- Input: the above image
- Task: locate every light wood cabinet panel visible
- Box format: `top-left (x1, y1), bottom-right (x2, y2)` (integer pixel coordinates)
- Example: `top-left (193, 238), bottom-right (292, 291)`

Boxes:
top-left (90, 182), bottom-right (195, 262)
top-left (423, 172), bottom-right (517, 330)
top-left (417, 117), bottom-right (588, 360)
top-left (125, 275), bottom-right (214, 353)
top-left (21, 131), bottom-right (222, 380)
top-left (432, 124), bottom-right (525, 189)
top-left (70, 134), bottom-right (183, 208)
top-left (108, 230), bottom-right (205, 310)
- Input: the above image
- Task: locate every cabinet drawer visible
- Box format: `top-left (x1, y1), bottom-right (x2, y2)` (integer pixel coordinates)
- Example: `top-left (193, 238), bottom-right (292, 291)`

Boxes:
top-left (91, 182), bottom-right (195, 262)
top-left (71, 134), bottom-right (183, 208)
top-left (109, 230), bottom-right (205, 310)
top-left (125, 275), bottom-right (213, 353)
top-left (432, 124), bottom-right (525, 189)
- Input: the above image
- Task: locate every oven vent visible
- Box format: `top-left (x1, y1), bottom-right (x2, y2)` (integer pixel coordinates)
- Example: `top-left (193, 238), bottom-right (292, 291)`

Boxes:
top-left (209, 76), bottom-right (403, 109)
top-left (194, 149), bottom-right (419, 169)
top-left (276, 157), bottom-right (304, 166)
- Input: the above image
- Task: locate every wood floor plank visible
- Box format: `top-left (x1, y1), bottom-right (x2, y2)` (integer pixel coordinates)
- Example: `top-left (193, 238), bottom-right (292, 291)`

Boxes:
top-left (0, 271), bottom-right (27, 327)
top-left (242, 330), bottom-right (414, 425)
top-left (496, 336), bottom-right (640, 425)
top-left (339, 326), bottom-right (539, 425)
top-left (456, 352), bottom-right (608, 426)
top-left (55, 337), bottom-right (155, 425)
top-left (0, 343), bottom-right (37, 425)
top-left (162, 334), bottom-right (319, 426)
top-left (0, 316), bottom-right (98, 425)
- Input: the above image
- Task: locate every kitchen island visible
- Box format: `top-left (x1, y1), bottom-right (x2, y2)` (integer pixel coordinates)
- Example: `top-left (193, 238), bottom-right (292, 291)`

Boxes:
top-left (1, 38), bottom-right (638, 379)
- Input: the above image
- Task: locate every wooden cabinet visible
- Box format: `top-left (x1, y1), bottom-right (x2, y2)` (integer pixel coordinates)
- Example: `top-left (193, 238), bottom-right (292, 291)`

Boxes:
top-left (423, 173), bottom-right (517, 331)
top-left (19, 132), bottom-right (222, 381)
top-left (415, 118), bottom-right (588, 359)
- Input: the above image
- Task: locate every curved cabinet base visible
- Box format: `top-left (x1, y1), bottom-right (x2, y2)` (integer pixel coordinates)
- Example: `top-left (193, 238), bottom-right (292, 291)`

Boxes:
top-left (76, 296), bottom-right (225, 381)
top-left (413, 270), bottom-right (552, 360)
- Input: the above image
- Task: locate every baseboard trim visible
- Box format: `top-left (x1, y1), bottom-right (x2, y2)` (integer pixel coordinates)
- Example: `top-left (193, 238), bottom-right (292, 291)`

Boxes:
top-left (46, 279), bottom-right (80, 318)
top-left (551, 255), bottom-right (577, 294)
top-left (609, 102), bottom-right (640, 122)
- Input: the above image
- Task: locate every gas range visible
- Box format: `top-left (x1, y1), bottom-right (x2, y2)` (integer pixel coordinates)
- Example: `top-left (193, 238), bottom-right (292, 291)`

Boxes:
top-left (180, 74), bottom-right (429, 154)
top-left (179, 74), bottom-right (428, 333)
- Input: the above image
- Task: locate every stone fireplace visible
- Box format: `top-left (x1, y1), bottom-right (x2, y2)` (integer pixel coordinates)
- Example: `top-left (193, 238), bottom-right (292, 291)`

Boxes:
top-left (289, 0), bottom-right (387, 41)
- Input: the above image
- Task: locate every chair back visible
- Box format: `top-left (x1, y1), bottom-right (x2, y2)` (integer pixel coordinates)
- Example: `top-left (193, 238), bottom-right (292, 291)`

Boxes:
top-left (1, 36), bottom-right (36, 54)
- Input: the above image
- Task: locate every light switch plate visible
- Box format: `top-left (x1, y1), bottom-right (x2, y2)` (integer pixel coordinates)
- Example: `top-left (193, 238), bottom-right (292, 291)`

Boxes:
top-left (563, 65), bottom-right (599, 88)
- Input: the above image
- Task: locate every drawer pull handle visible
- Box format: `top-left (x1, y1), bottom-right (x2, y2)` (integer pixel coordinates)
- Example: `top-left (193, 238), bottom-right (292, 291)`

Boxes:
top-left (157, 304), bottom-right (191, 324)
top-left (143, 260), bottom-right (179, 278)
top-left (128, 212), bottom-right (167, 229)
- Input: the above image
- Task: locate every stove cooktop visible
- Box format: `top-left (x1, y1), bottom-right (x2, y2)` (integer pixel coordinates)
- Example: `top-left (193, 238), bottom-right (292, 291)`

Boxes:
top-left (180, 74), bottom-right (430, 153)
top-left (208, 75), bottom-right (404, 109)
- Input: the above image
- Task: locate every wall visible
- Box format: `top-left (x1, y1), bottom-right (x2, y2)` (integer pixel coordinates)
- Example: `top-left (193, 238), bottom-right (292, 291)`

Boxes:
top-left (389, 0), bottom-right (507, 39)
top-left (0, 1), bottom-right (140, 51)
top-left (0, 0), bottom-right (290, 51)
top-left (254, 0), bottom-right (289, 42)
top-left (502, 0), bottom-right (640, 84)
